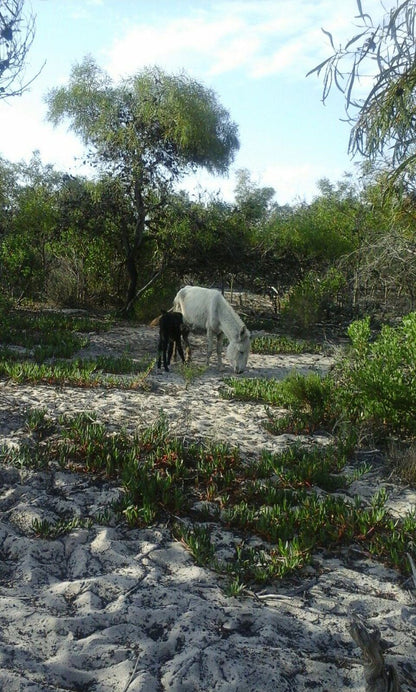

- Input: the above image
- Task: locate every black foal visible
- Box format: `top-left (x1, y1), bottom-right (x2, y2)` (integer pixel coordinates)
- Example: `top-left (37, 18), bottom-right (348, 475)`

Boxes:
top-left (157, 310), bottom-right (188, 371)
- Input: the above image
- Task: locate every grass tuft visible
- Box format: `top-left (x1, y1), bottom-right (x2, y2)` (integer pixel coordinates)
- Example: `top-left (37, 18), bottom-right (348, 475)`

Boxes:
top-left (251, 334), bottom-right (322, 355)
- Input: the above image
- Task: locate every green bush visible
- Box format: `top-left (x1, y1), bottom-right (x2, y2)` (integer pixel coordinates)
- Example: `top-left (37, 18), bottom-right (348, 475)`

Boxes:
top-left (224, 312), bottom-right (416, 442)
top-left (335, 313), bottom-right (416, 437)
top-left (223, 371), bottom-right (335, 424)
top-left (281, 268), bottom-right (346, 330)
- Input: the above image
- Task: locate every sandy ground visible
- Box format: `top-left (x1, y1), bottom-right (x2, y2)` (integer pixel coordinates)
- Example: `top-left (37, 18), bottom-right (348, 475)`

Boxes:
top-left (0, 323), bottom-right (415, 691)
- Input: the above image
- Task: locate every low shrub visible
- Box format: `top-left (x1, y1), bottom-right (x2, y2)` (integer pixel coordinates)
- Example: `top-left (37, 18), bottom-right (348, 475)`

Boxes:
top-left (225, 312), bottom-right (416, 443)
top-left (281, 268), bottom-right (346, 331)
top-left (334, 313), bottom-right (416, 438)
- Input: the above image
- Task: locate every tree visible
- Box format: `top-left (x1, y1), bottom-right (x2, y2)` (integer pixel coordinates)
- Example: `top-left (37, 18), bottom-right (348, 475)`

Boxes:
top-left (234, 168), bottom-right (276, 224)
top-left (46, 57), bottom-right (240, 311)
top-left (0, 0), bottom-right (41, 98)
top-left (0, 153), bottom-right (61, 298)
top-left (308, 0), bottom-right (416, 184)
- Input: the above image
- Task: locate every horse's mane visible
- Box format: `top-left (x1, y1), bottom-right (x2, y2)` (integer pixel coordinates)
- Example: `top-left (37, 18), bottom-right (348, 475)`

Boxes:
top-left (215, 293), bottom-right (246, 339)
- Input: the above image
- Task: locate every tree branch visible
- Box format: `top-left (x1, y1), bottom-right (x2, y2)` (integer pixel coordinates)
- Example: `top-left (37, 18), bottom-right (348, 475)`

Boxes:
top-left (349, 616), bottom-right (402, 692)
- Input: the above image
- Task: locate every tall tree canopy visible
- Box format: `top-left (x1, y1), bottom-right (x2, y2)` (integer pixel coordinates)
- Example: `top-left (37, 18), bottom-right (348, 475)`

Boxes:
top-left (309, 0), bottom-right (416, 184)
top-left (46, 57), bottom-right (240, 310)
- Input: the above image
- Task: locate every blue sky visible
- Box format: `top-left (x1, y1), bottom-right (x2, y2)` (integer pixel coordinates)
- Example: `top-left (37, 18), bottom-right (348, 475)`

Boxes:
top-left (0, 0), bottom-right (393, 204)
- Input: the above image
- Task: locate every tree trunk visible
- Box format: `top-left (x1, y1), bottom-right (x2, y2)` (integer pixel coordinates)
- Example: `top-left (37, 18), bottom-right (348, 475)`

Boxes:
top-left (125, 251), bottom-right (139, 309)
top-left (124, 267), bottom-right (164, 314)
top-left (120, 178), bottom-right (146, 315)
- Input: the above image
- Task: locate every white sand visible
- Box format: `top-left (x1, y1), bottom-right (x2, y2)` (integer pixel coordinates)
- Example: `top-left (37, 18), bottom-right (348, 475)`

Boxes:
top-left (0, 324), bottom-right (415, 691)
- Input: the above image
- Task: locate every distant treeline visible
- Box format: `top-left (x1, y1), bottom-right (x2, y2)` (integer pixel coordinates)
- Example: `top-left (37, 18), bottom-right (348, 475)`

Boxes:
top-left (1, 154), bottom-right (415, 327)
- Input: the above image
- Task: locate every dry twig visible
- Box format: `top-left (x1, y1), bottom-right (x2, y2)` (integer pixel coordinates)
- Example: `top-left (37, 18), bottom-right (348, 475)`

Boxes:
top-left (349, 616), bottom-right (401, 692)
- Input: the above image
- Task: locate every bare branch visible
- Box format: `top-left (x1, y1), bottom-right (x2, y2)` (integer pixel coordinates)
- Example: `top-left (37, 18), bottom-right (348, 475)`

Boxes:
top-left (349, 616), bottom-right (402, 691)
top-left (0, 0), bottom-right (42, 99)
top-left (308, 1), bottom-right (416, 184)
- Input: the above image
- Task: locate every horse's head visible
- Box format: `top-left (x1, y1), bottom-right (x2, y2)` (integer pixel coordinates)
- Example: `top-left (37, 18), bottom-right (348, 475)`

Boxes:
top-left (227, 326), bottom-right (250, 373)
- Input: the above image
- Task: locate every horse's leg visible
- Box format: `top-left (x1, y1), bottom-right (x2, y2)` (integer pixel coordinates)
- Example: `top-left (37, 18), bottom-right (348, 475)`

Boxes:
top-left (161, 337), bottom-right (169, 372)
top-left (175, 336), bottom-right (185, 364)
top-left (216, 332), bottom-right (224, 370)
top-left (206, 328), bottom-right (214, 366)
top-left (182, 326), bottom-right (191, 362)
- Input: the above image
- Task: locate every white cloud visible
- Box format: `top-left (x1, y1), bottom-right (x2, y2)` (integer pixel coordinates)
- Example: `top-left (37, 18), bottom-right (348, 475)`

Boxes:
top-left (104, 1), bottom-right (393, 83)
top-left (104, 1), bottom-right (334, 80)
top-left (69, 0), bottom-right (104, 19)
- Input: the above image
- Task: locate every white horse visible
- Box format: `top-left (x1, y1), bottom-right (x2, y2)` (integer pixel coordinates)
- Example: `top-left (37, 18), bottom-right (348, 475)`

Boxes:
top-left (173, 286), bottom-right (250, 373)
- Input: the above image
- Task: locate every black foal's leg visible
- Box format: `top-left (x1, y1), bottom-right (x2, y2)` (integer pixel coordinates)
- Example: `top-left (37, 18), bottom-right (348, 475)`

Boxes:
top-left (167, 340), bottom-right (174, 367)
top-left (157, 336), bottom-right (163, 369)
top-left (161, 337), bottom-right (169, 371)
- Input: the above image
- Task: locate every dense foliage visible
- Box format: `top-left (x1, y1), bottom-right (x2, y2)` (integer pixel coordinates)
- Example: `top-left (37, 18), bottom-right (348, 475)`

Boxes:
top-left (225, 312), bottom-right (416, 445)
top-left (1, 150), bottom-right (415, 327)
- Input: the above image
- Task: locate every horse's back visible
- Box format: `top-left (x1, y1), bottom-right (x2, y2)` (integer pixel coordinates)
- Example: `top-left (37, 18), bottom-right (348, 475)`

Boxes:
top-left (174, 286), bottom-right (222, 329)
top-left (175, 286), bottom-right (219, 304)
